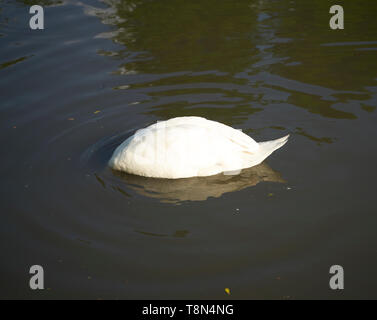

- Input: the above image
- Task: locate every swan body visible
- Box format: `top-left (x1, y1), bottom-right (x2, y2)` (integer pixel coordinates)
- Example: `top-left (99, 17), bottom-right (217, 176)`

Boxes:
top-left (109, 116), bottom-right (289, 179)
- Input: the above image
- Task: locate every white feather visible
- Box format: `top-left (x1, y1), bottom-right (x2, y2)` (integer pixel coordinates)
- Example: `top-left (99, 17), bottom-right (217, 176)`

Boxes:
top-left (109, 116), bottom-right (289, 179)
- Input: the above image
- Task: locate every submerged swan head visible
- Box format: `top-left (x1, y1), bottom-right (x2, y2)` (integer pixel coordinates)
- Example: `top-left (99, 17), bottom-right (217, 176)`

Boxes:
top-left (109, 116), bottom-right (289, 179)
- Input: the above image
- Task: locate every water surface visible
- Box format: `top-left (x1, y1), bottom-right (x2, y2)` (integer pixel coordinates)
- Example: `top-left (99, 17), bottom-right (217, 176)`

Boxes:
top-left (1, 0), bottom-right (377, 299)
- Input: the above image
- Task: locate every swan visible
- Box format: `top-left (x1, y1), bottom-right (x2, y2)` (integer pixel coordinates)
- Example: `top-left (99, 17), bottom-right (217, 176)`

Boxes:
top-left (109, 116), bottom-right (289, 179)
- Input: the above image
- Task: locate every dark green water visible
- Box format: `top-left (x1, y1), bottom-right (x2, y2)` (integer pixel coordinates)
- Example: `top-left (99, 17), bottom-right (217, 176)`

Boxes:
top-left (1, 0), bottom-right (377, 299)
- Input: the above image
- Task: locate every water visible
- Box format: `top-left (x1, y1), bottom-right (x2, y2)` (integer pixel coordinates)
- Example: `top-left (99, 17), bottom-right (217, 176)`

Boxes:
top-left (1, 0), bottom-right (376, 299)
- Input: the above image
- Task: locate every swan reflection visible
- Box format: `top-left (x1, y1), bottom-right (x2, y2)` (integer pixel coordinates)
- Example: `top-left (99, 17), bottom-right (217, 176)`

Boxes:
top-left (109, 162), bottom-right (285, 203)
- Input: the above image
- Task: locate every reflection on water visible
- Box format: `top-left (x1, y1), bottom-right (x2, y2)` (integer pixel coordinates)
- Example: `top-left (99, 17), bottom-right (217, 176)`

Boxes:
top-left (78, 0), bottom-right (377, 130)
top-left (1, 0), bottom-right (377, 299)
top-left (108, 0), bottom-right (261, 73)
top-left (108, 162), bottom-right (284, 203)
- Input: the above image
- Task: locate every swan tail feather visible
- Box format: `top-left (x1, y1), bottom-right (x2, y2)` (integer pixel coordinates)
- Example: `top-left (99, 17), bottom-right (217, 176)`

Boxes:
top-left (257, 134), bottom-right (290, 162)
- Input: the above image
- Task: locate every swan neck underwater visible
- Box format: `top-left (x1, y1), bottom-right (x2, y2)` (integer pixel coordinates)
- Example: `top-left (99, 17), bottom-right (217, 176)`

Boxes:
top-left (108, 116), bottom-right (289, 179)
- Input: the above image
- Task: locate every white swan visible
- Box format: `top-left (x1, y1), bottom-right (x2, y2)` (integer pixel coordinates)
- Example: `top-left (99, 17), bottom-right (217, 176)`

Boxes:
top-left (109, 116), bottom-right (289, 179)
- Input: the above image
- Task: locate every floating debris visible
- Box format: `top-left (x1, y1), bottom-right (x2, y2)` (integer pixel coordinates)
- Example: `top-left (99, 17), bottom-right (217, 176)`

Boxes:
top-left (225, 288), bottom-right (231, 295)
